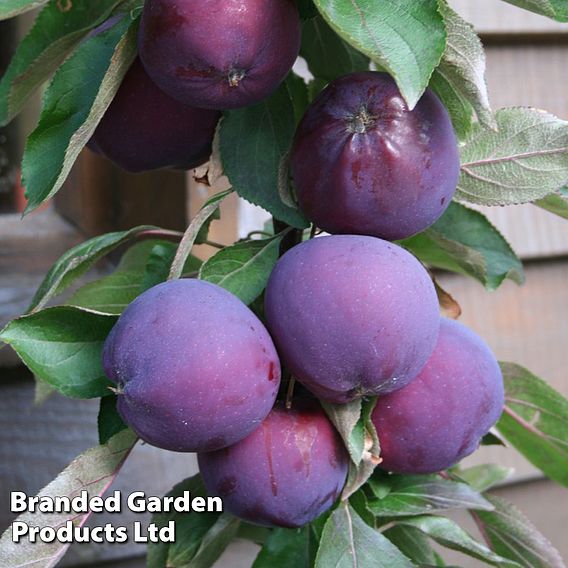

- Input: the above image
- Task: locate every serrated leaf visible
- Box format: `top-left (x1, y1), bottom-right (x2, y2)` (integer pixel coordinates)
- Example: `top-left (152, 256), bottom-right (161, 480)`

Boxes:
top-left (502, 0), bottom-right (568, 21)
top-left (22, 12), bottom-right (138, 212)
top-left (315, 503), bottom-right (414, 568)
top-left (312, 0), bottom-right (446, 109)
top-left (0, 0), bottom-right (49, 21)
top-left (300, 16), bottom-right (370, 82)
top-left (475, 495), bottom-right (565, 568)
top-left (0, 429), bottom-right (137, 568)
top-left (497, 362), bottom-right (568, 488)
top-left (322, 398), bottom-right (380, 499)
top-left (394, 515), bottom-right (520, 567)
top-left (168, 189), bottom-right (232, 280)
top-left (253, 527), bottom-right (315, 568)
top-left (401, 202), bottom-right (524, 290)
top-left (199, 235), bottom-right (283, 305)
top-left (456, 464), bottom-right (514, 492)
top-left (68, 240), bottom-right (173, 314)
top-left (429, 68), bottom-right (474, 140)
top-left (28, 225), bottom-right (155, 312)
top-left (0, 0), bottom-right (123, 126)
top-left (147, 475), bottom-right (238, 568)
top-left (534, 190), bottom-right (568, 220)
top-left (98, 394), bottom-right (127, 444)
top-left (432, 0), bottom-right (494, 134)
top-left (456, 107), bottom-right (568, 206)
top-left (0, 306), bottom-right (116, 398)
top-left (384, 525), bottom-right (438, 566)
top-left (367, 474), bottom-right (493, 517)
top-left (220, 84), bottom-right (309, 228)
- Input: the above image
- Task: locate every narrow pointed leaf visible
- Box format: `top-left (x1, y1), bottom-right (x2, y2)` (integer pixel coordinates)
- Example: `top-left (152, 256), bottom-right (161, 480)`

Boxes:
top-left (315, 503), bottom-right (414, 568)
top-left (0, 0), bottom-right (49, 21)
top-left (22, 12), bottom-right (138, 212)
top-left (497, 362), bottom-right (568, 488)
top-left (0, 429), bottom-right (137, 568)
top-left (475, 495), bottom-right (565, 568)
top-left (501, 0), bottom-right (568, 22)
top-left (0, 0), bottom-right (123, 126)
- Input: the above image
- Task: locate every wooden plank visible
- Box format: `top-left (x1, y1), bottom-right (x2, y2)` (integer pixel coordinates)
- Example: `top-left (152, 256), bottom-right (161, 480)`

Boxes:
top-left (438, 259), bottom-right (568, 480)
top-left (55, 149), bottom-right (189, 238)
top-left (451, 0), bottom-right (568, 35)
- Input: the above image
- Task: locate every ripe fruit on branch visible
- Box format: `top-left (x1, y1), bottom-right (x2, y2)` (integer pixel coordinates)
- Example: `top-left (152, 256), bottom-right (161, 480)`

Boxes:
top-left (291, 72), bottom-right (460, 240)
top-left (372, 318), bottom-right (505, 474)
top-left (138, 0), bottom-right (301, 110)
top-left (198, 401), bottom-right (349, 528)
top-left (89, 58), bottom-right (220, 173)
top-left (103, 280), bottom-right (281, 452)
top-left (264, 235), bottom-right (440, 403)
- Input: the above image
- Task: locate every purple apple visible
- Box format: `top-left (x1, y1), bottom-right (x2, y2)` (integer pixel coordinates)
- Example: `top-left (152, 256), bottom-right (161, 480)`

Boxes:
top-left (198, 400), bottom-right (349, 527)
top-left (138, 0), bottom-right (301, 109)
top-left (264, 235), bottom-right (440, 403)
top-left (90, 58), bottom-right (220, 172)
top-left (102, 279), bottom-right (281, 452)
top-left (373, 318), bottom-right (505, 474)
top-left (291, 72), bottom-right (460, 240)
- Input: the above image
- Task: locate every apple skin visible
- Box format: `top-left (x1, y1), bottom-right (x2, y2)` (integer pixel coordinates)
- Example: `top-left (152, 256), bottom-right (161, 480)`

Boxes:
top-left (198, 401), bottom-right (349, 528)
top-left (291, 71), bottom-right (460, 240)
top-left (89, 58), bottom-right (220, 173)
top-left (102, 279), bottom-right (281, 452)
top-left (264, 235), bottom-right (440, 403)
top-left (372, 318), bottom-right (505, 474)
top-left (138, 0), bottom-right (301, 109)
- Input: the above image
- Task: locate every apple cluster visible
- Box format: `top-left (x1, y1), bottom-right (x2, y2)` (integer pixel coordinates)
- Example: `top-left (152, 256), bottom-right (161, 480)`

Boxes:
top-left (101, 0), bottom-right (505, 529)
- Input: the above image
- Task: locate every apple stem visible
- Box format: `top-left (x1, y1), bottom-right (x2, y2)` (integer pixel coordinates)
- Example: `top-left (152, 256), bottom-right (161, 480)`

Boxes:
top-left (285, 377), bottom-right (296, 409)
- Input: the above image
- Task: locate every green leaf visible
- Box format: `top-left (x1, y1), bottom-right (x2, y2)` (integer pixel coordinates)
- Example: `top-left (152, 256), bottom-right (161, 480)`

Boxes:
top-left (401, 202), bottom-right (524, 290)
top-left (68, 240), bottom-right (170, 314)
top-left (300, 16), bottom-right (370, 82)
top-left (22, 11), bottom-right (138, 213)
top-left (141, 243), bottom-right (202, 291)
top-left (0, 306), bottom-right (116, 398)
top-left (322, 398), bottom-right (381, 499)
top-left (199, 235), bottom-right (284, 305)
top-left (253, 527), bottom-right (314, 568)
top-left (497, 362), bottom-right (568, 488)
top-left (394, 515), bottom-right (520, 567)
top-left (431, 0), bottom-right (494, 138)
top-left (475, 495), bottom-right (565, 568)
top-left (98, 394), bottom-right (127, 444)
top-left (502, 0), bottom-right (568, 22)
top-left (0, 0), bottom-right (48, 21)
top-left (384, 525), bottom-right (438, 566)
top-left (28, 225), bottom-right (155, 312)
top-left (315, 503), bottom-right (414, 568)
top-left (457, 107), bottom-right (568, 206)
top-left (367, 473), bottom-right (493, 517)
top-left (286, 72), bottom-right (310, 124)
top-left (312, 0), bottom-right (446, 109)
top-left (298, 0), bottom-right (319, 20)
top-left (220, 84), bottom-right (309, 228)
top-left (148, 474), bottom-right (239, 568)
top-left (456, 464), bottom-right (514, 492)
top-left (0, 0), bottom-right (124, 126)
top-left (168, 189), bottom-right (232, 280)
top-left (534, 189), bottom-right (568, 220)
top-left (0, 429), bottom-right (136, 567)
